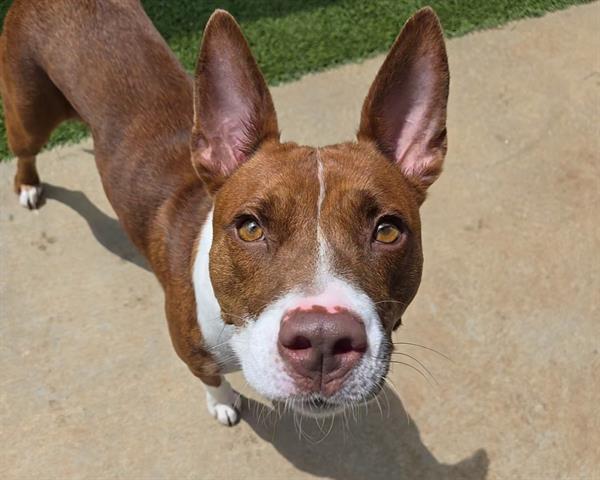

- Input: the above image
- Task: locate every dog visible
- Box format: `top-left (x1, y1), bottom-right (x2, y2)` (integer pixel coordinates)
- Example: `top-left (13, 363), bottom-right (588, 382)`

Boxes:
top-left (0, 1), bottom-right (449, 426)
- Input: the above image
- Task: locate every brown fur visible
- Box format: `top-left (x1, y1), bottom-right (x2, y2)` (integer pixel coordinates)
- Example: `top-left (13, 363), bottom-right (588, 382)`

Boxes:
top-left (0, 0), bottom-right (220, 384)
top-left (319, 142), bottom-right (424, 330)
top-left (209, 141), bottom-right (320, 322)
top-left (209, 141), bottom-right (423, 332)
top-left (1, 2), bottom-right (449, 392)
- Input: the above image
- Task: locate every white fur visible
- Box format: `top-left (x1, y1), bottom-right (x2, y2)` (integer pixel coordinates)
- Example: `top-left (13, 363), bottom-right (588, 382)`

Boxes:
top-left (205, 380), bottom-right (241, 426)
top-left (230, 277), bottom-right (385, 405)
top-left (315, 148), bottom-right (329, 277)
top-left (192, 208), bottom-right (238, 373)
top-left (316, 148), bottom-right (326, 217)
top-left (18, 185), bottom-right (42, 209)
top-left (230, 296), bottom-right (296, 399)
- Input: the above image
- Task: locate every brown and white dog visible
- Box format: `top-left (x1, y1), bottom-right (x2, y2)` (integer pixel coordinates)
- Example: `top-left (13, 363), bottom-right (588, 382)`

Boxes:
top-left (0, 1), bottom-right (448, 425)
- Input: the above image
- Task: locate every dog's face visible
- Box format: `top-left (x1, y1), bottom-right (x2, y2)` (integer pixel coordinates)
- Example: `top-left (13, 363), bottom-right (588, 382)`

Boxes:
top-left (191, 8), bottom-right (448, 416)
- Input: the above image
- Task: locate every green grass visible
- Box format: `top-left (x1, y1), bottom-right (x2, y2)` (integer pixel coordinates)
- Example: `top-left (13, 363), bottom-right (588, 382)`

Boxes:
top-left (0, 0), bottom-right (592, 160)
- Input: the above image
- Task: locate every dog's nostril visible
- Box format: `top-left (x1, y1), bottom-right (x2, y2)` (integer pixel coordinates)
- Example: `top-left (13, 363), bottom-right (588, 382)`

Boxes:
top-left (286, 335), bottom-right (312, 350)
top-left (332, 337), bottom-right (367, 355)
top-left (332, 337), bottom-right (353, 355)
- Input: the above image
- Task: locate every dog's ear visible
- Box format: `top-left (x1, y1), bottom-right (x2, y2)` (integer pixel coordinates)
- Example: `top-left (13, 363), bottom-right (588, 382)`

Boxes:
top-left (358, 8), bottom-right (449, 193)
top-left (191, 10), bottom-right (279, 193)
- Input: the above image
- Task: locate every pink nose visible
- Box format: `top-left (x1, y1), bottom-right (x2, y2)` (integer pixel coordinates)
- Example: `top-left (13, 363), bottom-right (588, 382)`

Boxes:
top-left (278, 308), bottom-right (367, 395)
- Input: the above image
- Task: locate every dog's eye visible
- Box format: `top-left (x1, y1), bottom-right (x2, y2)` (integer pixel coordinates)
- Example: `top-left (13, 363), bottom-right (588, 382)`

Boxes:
top-left (374, 221), bottom-right (401, 244)
top-left (237, 218), bottom-right (264, 242)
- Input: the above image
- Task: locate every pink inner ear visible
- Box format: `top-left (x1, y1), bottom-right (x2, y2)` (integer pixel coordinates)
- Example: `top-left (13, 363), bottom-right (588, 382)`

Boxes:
top-left (394, 101), bottom-right (440, 181)
top-left (390, 56), bottom-right (446, 184)
top-left (197, 115), bottom-right (252, 177)
top-left (192, 11), bottom-right (279, 186)
top-left (358, 9), bottom-right (449, 189)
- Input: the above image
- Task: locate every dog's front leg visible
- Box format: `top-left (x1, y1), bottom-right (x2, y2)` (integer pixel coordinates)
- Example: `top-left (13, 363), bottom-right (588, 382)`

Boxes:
top-left (173, 335), bottom-right (242, 427)
top-left (203, 376), bottom-right (242, 426)
top-left (165, 293), bottom-right (241, 426)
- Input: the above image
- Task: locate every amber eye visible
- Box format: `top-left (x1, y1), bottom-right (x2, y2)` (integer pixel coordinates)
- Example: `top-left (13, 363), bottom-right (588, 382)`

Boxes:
top-left (374, 221), bottom-right (401, 244)
top-left (237, 218), bottom-right (264, 242)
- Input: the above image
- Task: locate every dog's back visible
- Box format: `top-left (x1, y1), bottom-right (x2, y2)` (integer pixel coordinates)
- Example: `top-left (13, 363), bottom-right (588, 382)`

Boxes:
top-left (1, 0), bottom-right (199, 253)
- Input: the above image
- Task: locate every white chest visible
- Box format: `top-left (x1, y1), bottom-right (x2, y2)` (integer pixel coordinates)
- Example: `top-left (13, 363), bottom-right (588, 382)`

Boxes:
top-left (192, 209), bottom-right (239, 374)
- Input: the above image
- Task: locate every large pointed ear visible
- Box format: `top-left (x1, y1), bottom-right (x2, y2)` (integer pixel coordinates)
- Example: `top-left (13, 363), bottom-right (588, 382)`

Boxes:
top-left (191, 10), bottom-right (279, 193)
top-left (357, 7), bottom-right (449, 192)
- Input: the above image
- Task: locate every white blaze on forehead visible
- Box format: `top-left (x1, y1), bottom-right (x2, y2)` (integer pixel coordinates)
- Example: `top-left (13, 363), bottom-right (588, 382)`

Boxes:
top-left (316, 148), bottom-right (326, 217)
top-left (315, 148), bottom-right (332, 288)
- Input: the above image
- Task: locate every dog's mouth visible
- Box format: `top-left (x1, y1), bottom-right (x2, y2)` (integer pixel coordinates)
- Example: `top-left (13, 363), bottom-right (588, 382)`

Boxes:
top-left (286, 381), bottom-right (385, 418)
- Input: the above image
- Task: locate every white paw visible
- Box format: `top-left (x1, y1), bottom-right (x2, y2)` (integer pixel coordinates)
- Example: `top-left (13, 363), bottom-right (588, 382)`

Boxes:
top-left (207, 398), bottom-right (241, 426)
top-left (18, 184), bottom-right (43, 209)
top-left (205, 380), bottom-right (241, 427)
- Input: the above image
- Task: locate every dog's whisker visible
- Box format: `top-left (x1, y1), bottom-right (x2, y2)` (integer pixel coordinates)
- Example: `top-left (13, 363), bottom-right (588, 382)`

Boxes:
top-left (323, 412), bottom-right (336, 441)
top-left (389, 360), bottom-right (436, 389)
top-left (392, 351), bottom-right (439, 385)
top-left (206, 337), bottom-right (234, 353)
top-left (392, 341), bottom-right (453, 363)
top-left (380, 381), bottom-right (391, 419)
top-left (373, 391), bottom-right (384, 418)
top-left (351, 400), bottom-right (358, 423)
top-left (383, 377), bottom-right (410, 425)
top-left (213, 321), bottom-right (229, 349)
top-left (258, 401), bottom-right (269, 426)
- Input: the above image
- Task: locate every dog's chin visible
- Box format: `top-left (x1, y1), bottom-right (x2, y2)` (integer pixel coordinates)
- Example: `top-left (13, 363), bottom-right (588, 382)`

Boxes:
top-left (289, 397), bottom-right (347, 418)
top-left (284, 383), bottom-right (385, 418)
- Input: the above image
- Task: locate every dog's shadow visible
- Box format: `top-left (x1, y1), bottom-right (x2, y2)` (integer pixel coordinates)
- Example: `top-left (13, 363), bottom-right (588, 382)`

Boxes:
top-left (43, 183), bottom-right (150, 271)
top-left (241, 387), bottom-right (489, 480)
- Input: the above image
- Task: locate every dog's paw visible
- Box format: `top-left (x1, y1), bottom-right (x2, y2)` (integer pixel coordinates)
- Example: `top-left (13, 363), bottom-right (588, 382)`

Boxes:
top-left (207, 397), bottom-right (241, 426)
top-left (18, 184), bottom-right (43, 209)
top-left (205, 380), bottom-right (241, 427)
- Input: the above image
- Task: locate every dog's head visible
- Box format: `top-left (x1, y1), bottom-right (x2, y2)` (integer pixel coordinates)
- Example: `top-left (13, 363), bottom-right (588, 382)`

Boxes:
top-left (191, 8), bottom-right (448, 416)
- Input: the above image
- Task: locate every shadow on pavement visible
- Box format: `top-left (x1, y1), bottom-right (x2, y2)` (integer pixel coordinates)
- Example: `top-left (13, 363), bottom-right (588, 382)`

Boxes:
top-left (242, 386), bottom-right (489, 480)
top-left (43, 183), bottom-right (150, 272)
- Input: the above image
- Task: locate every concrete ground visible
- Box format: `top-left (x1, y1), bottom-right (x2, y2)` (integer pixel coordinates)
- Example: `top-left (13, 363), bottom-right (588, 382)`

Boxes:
top-left (1, 3), bottom-right (599, 479)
